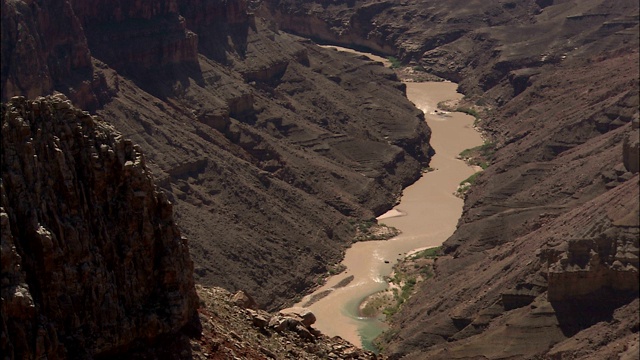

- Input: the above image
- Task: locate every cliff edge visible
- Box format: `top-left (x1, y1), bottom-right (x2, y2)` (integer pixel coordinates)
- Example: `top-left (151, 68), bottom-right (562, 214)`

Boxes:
top-left (1, 95), bottom-right (198, 358)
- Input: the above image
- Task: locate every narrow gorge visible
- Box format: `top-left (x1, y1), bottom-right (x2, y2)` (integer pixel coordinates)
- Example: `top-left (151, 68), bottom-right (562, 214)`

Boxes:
top-left (288, 47), bottom-right (484, 350)
top-left (261, 1), bottom-right (639, 358)
top-left (2, 0), bottom-right (639, 359)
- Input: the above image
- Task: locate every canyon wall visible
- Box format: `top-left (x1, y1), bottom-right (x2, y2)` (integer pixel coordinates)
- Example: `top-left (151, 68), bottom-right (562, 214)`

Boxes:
top-left (1, 0), bottom-right (432, 310)
top-left (1, 95), bottom-right (198, 358)
top-left (263, 0), bottom-right (639, 358)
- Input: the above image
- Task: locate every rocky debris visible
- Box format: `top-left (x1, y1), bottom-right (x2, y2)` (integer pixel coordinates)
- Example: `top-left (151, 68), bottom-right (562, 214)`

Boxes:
top-left (191, 285), bottom-right (383, 359)
top-left (0, 95), bottom-right (198, 358)
top-left (1, 0), bottom-right (433, 310)
top-left (230, 290), bottom-right (258, 310)
top-left (279, 307), bottom-right (317, 327)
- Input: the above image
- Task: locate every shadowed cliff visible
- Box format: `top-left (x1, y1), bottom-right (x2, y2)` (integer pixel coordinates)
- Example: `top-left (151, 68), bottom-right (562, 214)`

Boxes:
top-left (1, 95), bottom-right (199, 358)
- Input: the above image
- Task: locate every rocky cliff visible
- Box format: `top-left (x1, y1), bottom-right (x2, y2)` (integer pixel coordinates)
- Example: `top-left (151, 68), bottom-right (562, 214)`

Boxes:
top-left (1, 0), bottom-right (432, 310)
top-left (263, 0), bottom-right (639, 358)
top-left (1, 95), bottom-right (198, 358)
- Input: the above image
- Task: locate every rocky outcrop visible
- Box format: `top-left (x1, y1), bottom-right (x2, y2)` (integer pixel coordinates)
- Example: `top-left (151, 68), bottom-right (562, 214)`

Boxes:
top-left (541, 176), bottom-right (639, 302)
top-left (187, 285), bottom-right (384, 360)
top-left (0, 0), bottom-right (96, 109)
top-left (1, 95), bottom-right (198, 358)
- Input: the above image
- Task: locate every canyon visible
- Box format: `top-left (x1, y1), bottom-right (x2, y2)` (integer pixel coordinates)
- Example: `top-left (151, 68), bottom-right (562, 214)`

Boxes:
top-left (263, 0), bottom-right (639, 359)
top-left (2, 0), bottom-right (433, 311)
top-left (2, 0), bottom-right (429, 357)
top-left (2, 0), bottom-right (639, 359)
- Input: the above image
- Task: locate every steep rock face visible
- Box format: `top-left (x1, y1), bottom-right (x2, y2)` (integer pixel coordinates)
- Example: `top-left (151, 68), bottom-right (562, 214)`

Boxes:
top-left (178, 0), bottom-right (252, 62)
top-left (69, 0), bottom-right (199, 81)
top-left (1, 0), bottom-right (432, 309)
top-left (1, 0), bottom-right (95, 108)
top-left (0, 95), bottom-right (198, 358)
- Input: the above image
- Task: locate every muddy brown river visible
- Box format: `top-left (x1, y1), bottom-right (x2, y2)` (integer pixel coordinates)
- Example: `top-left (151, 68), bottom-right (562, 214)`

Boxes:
top-left (286, 46), bottom-right (484, 350)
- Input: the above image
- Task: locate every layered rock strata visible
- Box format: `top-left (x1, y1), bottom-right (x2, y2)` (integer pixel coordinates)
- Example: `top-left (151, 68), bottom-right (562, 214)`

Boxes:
top-left (1, 95), bottom-right (198, 358)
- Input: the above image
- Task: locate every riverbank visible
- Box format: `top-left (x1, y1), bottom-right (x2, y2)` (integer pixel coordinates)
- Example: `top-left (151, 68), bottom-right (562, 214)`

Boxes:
top-left (286, 80), bottom-right (483, 350)
top-left (358, 246), bottom-right (442, 320)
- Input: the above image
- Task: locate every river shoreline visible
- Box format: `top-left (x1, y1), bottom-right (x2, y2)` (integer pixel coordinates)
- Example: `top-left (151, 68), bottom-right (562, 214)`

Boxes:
top-left (284, 47), bottom-right (484, 350)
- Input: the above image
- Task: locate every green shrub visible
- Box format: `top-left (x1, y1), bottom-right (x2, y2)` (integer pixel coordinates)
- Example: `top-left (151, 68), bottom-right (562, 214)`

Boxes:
top-left (456, 107), bottom-right (480, 119)
top-left (460, 172), bottom-right (480, 186)
top-left (410, 246), bottom-right (441, 259)
top-left (459, 142), bottom-right (496, 169)
top-left (387, 56), bottom-right (402, 69)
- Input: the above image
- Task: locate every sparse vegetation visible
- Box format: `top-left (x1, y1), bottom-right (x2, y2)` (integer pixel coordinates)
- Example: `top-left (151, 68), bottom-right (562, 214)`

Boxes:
top-left (374, 328), bottom-right (399, 352)
top-left (377, 248), bottom-right (441, 319)
top-left (459, 141), bottom-right (496, 170)
top-left (328, 263), bottom-right (346, 275)
top-left (354, 220), bottom-right (400, 241)
top-left (387, 56), bottom-right (402, 69)
top-left (456, 172), bottom-right (481, 197)
top-left (475, 98), bottom-right (488, 106)
top-left (409, 246), bottom-right (441, 260)
top-left (360, 294), bottom-right (393, 317)
top-left (459, 172), bottom-right (480, 186)
top-left (358, 246), bottom-right (440, 343)
top-left (456, 107), bottom-right (480, 119)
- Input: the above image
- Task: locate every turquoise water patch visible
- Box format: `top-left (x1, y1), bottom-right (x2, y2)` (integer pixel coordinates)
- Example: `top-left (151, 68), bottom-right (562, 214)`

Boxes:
top-left (359, 317), bottom-right (388, 352)
top-left (342, 290), bottom-right (388, 353)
